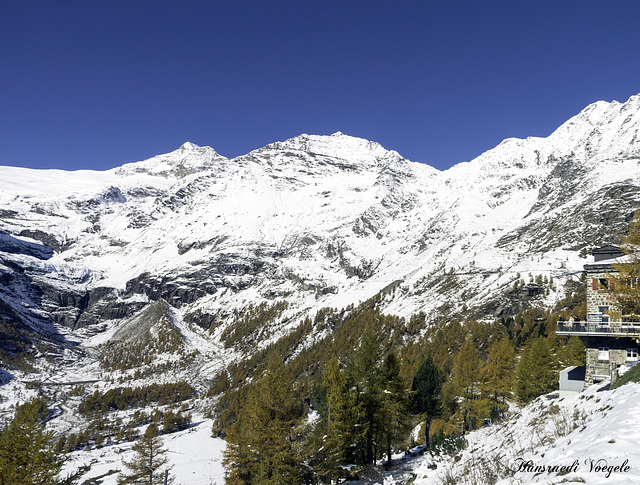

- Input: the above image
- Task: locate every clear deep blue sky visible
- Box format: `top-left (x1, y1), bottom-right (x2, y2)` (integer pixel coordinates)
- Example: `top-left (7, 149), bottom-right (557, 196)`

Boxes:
top-left (2, 1), bottom-right (639, 171)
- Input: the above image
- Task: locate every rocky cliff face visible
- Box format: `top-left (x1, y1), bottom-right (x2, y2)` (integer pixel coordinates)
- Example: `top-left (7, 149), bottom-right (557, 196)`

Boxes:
top-left (1, 95), bottom-right (640, 358)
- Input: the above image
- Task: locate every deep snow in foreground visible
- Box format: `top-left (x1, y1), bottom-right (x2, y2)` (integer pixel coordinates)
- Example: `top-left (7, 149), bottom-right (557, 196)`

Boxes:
top-left (63, 419), bottom-right (226, 485)
top-left (60, 381), bottom-right (640, 485)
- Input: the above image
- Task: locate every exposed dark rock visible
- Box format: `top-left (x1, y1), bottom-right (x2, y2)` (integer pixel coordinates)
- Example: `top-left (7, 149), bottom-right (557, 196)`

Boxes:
top-left (17, 229), bottom-right (67, 252)
top-left (177, 235), bottom-right (230, 255)
top-left (0, 209), bottom-right (19, 220)
top-left (183, 308), bottom-right (219, 330)
top-left (125, 270), bottom-right (220, 307)
top-left (479, 284), bottom-right (546, 318)
top-left (0, 232), bottom-right (54, 260)
top-left (497, 183), bottom-right (640, 253)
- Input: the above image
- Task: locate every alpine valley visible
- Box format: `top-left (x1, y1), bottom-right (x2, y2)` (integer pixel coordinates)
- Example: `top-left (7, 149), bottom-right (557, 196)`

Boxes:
top-left (2, 94), bottom-right (640, 484)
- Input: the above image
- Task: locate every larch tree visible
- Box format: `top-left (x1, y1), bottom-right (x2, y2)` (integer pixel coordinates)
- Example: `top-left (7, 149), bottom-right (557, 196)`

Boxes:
top-left (117, 423), bottom-right (174, 485)
top-left (223, 358), bottom-right (304, 485)
top-left (452, 339), bottom-right (483, 433)
top-left (611, 210), bottom-right (640, 318)
top-left (0, 398), bottom-right (65, 485)
top-left (483, 338), bottom-right (516, 408)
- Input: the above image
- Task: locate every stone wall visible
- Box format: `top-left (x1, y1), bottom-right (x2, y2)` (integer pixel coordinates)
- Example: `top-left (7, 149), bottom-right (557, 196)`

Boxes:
top-left (583, 336), bottom-right (633, 386)
top-left (585, 269), bottom-right (619, 320)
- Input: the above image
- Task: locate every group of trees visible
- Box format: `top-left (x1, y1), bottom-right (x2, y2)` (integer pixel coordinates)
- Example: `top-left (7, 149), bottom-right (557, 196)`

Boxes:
top-left (6, 215), bottom-right (640, 484)
top-left (314, 334), bottom-right (409, 477)
top-left (59, 405), bottom-right (192, 453)
top-left (222, 306), bottom-right (588, 483)
top-left (223, 333), bottom-right (451, 483)
top-left (223, 358), bottom-right (306, 484)
top-left (78, 382), bottom-right (194, 416)
top-left (221, 301), bottom-right (290, 350)
top-left (99, 317), bottom-right (187, 373)
top-left (0, 305), bottom-right (586, 485)
top-left (0, 397), bottom-right (177, 485)
top-left (223, 334), bottom-right (414, 484)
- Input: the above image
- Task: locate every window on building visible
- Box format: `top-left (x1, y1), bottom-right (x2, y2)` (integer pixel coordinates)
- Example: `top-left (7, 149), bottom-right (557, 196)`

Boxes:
top-left (599, 278), bottom-right (609, 290)
top-left (598, 347), bottom-right (610, 361)
top-left (598, 306), bottom-right (609, 324)
top-left (627, 348), bottom-right (638, 361)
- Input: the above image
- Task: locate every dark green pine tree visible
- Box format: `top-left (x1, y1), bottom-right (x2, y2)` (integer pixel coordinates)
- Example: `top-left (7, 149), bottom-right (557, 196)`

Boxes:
top-left (350, 332), bottom-right (385, 465)
top-left (117, 423), bottom-right (174, 485)
top-left (0, 398), bottom-right (65, 485)
top-left (411, 356), bottom-right (443, 450)
top-left (379, 351), bottom-right (409, 465)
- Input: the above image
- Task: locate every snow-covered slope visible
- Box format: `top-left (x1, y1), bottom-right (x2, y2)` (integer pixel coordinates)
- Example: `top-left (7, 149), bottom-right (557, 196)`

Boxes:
top-left (344, 380), bottom-right (640, 485)
top-left (61, 419), bottom-right (227, 485)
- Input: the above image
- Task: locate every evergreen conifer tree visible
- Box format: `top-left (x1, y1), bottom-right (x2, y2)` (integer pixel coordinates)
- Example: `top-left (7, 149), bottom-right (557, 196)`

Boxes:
top-left (314, 357), bottom-right (360, 481)
top-left (117, 423), bottom-right (173, 485)
top-left (379, 351), bottom-right (408, 464)
top-left (350, 332), bottom-right (385, 465)
top-left (411, 356), bottom-right (443, 449)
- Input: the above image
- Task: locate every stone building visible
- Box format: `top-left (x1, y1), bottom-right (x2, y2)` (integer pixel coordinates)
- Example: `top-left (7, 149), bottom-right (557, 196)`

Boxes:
top-left (556, 245), bottom-right (640, 386)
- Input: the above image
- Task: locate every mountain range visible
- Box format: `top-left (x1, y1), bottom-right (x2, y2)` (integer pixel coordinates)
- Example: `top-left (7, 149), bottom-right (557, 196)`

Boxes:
top-left (2, 94), bottom-right (640, 356)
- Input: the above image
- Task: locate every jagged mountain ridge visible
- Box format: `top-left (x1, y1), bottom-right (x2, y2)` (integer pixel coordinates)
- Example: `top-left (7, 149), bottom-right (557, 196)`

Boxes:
top-left (1, 95), bottom-right (640, 357)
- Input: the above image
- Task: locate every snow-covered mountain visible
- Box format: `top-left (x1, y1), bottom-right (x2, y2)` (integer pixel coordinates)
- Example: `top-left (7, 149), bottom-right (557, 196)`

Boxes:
top-left (2, 95), bottom-right (640, 354)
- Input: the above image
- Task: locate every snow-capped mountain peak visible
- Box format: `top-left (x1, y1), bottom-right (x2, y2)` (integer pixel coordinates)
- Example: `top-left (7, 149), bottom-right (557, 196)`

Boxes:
top-left (254, 132), bottom-right (410, 173)
top-left (179, 141), bottom-right (200, 151)
top-left (114, 142), bottom-right (226, 179)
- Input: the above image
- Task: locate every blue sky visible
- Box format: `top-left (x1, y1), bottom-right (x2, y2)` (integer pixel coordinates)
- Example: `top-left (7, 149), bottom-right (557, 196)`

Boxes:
top-left (1, 1), bottom-right (639, 171)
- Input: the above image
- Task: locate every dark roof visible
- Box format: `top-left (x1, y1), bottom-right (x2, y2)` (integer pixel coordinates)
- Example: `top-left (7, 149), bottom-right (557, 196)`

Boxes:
top-left (592, 245), bottom-right (624, 262)
top-left (592, 244), bottom-right (622, 253)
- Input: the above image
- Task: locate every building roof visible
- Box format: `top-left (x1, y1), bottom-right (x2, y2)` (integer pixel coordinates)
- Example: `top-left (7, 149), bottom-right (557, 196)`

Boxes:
top-left (584, 245), bottom-right (629, 271)
top-left (584, 253), bottom-right (634, 272)
top-left (592, 245), bottom-right (624, 262)
top-left (560, 365), bottom-right (586, 381)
